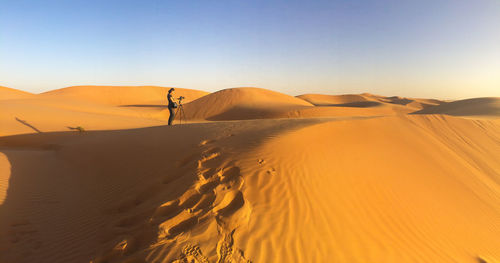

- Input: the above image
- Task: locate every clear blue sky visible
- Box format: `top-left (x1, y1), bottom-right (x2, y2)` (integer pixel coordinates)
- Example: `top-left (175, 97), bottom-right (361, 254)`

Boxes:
top-left (1, 0), bottom-right (499, 98)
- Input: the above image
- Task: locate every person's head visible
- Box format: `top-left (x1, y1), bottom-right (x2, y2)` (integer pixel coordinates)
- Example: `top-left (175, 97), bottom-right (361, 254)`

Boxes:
top-left (168, 88), bottom-right (175, 94)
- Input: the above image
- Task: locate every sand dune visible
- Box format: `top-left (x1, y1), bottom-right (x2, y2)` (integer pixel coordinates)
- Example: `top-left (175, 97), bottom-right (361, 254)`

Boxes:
top-left (413, 97), bottom-right (500, 118)
top-left (0, 86), bottom-right (34, 100)
top-left (174, 87), bottom-right (313, 121)
top-left (1, 115), bottom-right (499, 263)
top-left (41, 86), bottom-right (208, 105)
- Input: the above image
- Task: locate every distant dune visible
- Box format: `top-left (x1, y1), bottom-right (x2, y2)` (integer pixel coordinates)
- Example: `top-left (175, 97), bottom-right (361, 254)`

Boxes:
top-left (177, 87), bottom-right (313, 120)
top-left (0, 86), bottom-right (34, 100)
top-left (40, 85), bottom-right (208, 105)
top-left (297, 93), bottom-right (444, 110)
top-left (297, 93), bottom-right (377, 106)
top-left (413, 97), bottom-right (500, 118)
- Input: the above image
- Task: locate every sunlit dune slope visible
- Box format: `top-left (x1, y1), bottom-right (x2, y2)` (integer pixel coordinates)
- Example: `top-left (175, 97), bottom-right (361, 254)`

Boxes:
top-left (237, 115), bottom-right (500, 262)
top-left (40, 85), bottom-right (208, 105)
top-left (0, 86), bottom-right (34, 100)
top-left (1, 115), bottom-right (499, 263)
top-left (175, 87), bottom-right (313, 120)
top-left (413, 97), bottom-right (500, 118)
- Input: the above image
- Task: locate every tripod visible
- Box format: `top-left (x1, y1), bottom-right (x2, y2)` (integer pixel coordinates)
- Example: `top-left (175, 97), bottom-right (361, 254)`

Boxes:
top-left (175, 101), bottom-right (186, 125)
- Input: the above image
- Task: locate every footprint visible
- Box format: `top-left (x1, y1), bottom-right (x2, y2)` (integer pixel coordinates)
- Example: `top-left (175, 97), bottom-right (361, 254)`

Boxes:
top-left (192, 191), bottom-right (216, 211)
top-left (197, 152), bottom-right (221, 169)
top-left (196, 179), bottom-right (220, 194)
top-left (216, 231), bottom-right (234, 263)
top-left (266, 167), bottom-right (276, 176)
top-left (213, 190), bottom-right (244, 217)
top-left (93, 236), bottom-right (136, 263)
top-left (151, 200), bottom-right (181, 222)
top-left (199, 139), bottom-right (215, 146)
top-left (219, 166), bottom-right (241, 183)
top-left (197, 168), bottom-right (216, 180)
top-left (173, 244), bottom-right (210, 263)
top-left (179, 189), bottom-right (202, 209)
top-left (158, 210), bottom-right (200, 239)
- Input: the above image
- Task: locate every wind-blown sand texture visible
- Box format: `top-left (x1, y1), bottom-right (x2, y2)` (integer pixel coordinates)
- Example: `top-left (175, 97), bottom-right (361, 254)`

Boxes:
top-left (0, 86), bottom-right (499, 263)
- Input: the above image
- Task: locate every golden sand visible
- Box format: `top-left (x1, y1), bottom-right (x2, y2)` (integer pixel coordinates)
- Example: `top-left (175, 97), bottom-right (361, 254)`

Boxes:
top-left (0, 86), bottom-right (499, 262)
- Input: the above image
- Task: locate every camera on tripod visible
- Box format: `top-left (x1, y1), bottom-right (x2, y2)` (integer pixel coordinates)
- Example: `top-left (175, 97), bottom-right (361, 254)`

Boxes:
top-left (175, 96), bottom-right (186, 125)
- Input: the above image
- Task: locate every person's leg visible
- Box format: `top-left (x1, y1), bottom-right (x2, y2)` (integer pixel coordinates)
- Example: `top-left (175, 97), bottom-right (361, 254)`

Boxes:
top-left (168, 107), bottom-right (175, 125)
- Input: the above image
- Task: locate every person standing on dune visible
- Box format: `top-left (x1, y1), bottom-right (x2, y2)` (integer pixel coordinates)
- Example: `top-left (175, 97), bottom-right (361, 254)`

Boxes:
top-left (167, 88), bottom-right (177, 125)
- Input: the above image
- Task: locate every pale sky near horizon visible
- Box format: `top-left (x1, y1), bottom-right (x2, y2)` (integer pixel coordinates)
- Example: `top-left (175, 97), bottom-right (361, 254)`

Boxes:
top-left (1, 0), bottom-right (499, 99)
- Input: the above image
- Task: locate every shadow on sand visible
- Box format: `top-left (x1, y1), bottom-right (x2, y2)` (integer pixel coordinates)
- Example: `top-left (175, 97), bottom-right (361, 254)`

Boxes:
top-left (15, 117), bottom-right (42, 133)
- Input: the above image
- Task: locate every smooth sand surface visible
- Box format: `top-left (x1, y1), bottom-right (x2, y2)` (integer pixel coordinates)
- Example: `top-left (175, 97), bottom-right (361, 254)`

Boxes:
top-left (1, 86), bottom-right (499, 263)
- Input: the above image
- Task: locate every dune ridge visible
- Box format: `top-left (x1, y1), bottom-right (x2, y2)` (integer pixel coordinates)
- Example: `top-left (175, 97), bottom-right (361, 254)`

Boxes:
top-left (0, 86), bottom-right (34, 100)
top-left (40, 85), bottom-right (208, 105)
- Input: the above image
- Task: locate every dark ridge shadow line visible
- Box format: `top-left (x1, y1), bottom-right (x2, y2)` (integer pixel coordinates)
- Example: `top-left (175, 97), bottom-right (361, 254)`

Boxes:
top-left (15, 117), bottom-right (42, 133)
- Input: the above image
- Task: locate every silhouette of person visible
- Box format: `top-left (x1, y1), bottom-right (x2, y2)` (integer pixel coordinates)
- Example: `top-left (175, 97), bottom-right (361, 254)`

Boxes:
top-left (167, 88), bottom-right (176, 125)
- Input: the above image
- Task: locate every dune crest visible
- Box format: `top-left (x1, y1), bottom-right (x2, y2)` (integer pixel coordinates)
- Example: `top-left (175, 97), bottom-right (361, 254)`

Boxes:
top-left (0, 86), bottom-right (34, 100)
top-left (40, 85), bottom-right (208, 105)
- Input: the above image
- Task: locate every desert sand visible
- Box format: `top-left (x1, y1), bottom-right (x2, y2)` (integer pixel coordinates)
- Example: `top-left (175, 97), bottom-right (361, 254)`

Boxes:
top-left (1, 85), bottom-right (499, 263)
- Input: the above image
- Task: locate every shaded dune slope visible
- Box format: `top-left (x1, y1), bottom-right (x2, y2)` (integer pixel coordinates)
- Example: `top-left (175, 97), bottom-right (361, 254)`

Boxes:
top-left (1, 115), bottom-right (499, 262)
